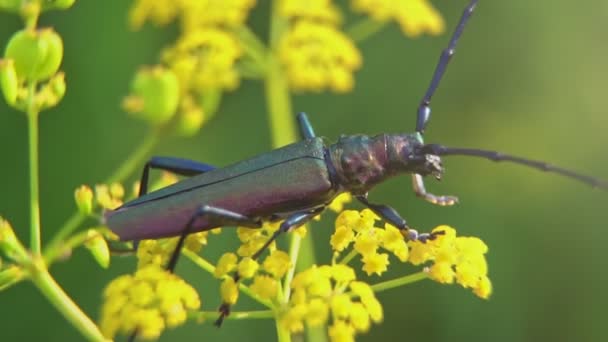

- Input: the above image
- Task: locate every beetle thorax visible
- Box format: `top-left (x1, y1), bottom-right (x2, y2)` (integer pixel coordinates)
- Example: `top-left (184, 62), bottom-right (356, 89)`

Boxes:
top-left (328, 134), bottom-right (420, 194)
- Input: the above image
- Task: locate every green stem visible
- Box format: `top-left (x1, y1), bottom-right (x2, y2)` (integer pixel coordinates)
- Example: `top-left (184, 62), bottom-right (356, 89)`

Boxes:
top-left (346, 18), bottom-right (387, 43)
top-left (26, 81), bottom-right (41, 254)
top-left (265, 59), bottom-right (296, 147)
top-left (370, 271), bottom-right (429, 293)
top-left (44, 128), bottom-right (161, 261)
top-left (276, 320), bottom-right (291, 342)
top-left (0, 266), bottom-right (25, 291)
top-left (190, 309), bottom-right (274, 321)
top-left (337, 249), bottom-right (358, 265)
top-left (265, 3), bottom-right (321, 341)
top-left (29, 261), bottom-right (106, 341)
top-left (43, 228), bottom-right (98, 264)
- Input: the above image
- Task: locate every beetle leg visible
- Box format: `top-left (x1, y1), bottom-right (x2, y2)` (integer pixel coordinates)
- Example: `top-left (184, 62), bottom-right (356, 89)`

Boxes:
top-left (165, 205), bottom-right (262, 272)
top-left (251, 207), bottom-right (323, 260)
top-left (138, 156), bottom-right (216, 196)
top-left (356, 194), bottom-right (408, 229)
top-left (412, 174), bottom-right (459, 206)
top-left (356, 194), bottom-right (440, 242)
top-left (214, 207), bottom-right (324, 328)
top-left (124, 157), bottom-right (218, 253)
top-left (296, 112), bottom-right (316, 139)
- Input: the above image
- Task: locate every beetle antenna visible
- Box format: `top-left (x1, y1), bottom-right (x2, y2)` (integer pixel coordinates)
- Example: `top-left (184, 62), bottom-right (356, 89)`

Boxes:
top-left (425, 144), bottom-right (608, 190)
top-left (417, 0), bottom-right (479, 134)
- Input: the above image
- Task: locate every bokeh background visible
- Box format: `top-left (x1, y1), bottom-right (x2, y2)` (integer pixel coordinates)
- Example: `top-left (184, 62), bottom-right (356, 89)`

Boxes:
top-left (1, 1), bottom-right (608, 341)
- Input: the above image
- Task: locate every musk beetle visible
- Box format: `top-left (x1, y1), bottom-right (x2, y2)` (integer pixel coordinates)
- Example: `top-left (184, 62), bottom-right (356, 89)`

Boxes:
top-left (105, 0), bottom-right (607, 329)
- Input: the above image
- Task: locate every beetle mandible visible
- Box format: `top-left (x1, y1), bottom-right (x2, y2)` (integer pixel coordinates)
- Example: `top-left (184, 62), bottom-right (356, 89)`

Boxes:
top-left (105, 0), bottom-right (607, 327)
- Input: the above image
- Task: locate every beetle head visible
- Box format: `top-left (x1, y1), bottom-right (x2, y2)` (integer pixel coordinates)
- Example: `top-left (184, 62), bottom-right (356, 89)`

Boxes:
top-left (410, 149), bottom-right (444, 180)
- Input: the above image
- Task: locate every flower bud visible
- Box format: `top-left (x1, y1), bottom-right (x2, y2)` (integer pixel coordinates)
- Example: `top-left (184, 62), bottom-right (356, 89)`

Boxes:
top-left (125, 66), bottom-right (179, 125)
top-left (37, 72), bottom-right (66, 109)
top-left (0, 59), bottom-right (18, 106)
top-left (84, 230), bottom-right (110, 269)
top-left (74, 185), bottom-right (93, 215)
top-left (4, 28), bottom-right (63, 82)
top-left (0, 217), bottom-right (26, 262)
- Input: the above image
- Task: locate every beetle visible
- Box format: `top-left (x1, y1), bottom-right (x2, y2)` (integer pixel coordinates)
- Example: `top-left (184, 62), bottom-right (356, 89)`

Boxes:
top-left (106, 0), bottom-right (607, 330)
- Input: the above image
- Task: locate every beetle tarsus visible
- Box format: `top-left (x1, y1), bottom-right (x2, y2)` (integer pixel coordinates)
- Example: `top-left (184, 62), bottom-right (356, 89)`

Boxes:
top-left (214, 303), bottom-right (231, 327)
top-left (412, 174), bottom-right (459, 206)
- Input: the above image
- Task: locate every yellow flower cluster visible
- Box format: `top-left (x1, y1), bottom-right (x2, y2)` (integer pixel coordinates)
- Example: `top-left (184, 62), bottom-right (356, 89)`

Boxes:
top-left (99, 265), bottom-right (201, 340)
top-left (331, 210), bottom-right (492, 298)
top-left (331, 209), bottom-right (408, 275)
top-left (409, 226), bottom-right (492, 299)
top-left (214, 248), bottom-right (291, 305)
top-left (281, 264), bottom-right (383, 341)
top-left (351, 0), bottom-right (445, 37)
top-left (278, 0), bottom-right (362, 93)
top-left (162, 28), bottom-right (243, 91)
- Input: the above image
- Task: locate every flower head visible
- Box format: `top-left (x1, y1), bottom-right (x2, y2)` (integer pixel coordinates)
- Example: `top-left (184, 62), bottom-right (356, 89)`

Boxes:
top-left (409, 226), bottom-right (492, 298)
top-left (163, 28), bottom-right (243, 92)
top-left (279, 20), bottom-right (362, 93)
top-left (99, 265), bottom-right (200, 340)
top-left (281, 264), bottom-right (383, 341)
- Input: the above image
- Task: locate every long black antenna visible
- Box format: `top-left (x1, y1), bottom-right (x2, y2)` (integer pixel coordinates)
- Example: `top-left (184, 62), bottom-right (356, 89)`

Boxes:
top-left (416, 0), bottom-right (479, 134)
top-left (424, 144), bottom-right (608, 190)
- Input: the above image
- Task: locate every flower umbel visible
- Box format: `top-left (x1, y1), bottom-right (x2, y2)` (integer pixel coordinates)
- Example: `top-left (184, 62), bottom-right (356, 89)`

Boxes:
top-left (279, 20), bottom-right (362, 93)
top-left (409, 226), bottom-right (492, 299)
top-left (331, 210), bottom-right (492, 298)
top-left (280, 264), bottom-right (383, 341)
top-left (99, 265), bottom-right (201, 340)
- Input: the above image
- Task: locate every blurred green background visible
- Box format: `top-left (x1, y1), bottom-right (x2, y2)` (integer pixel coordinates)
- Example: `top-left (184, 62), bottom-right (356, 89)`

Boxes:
top-left (1, 1), bottom-right (608, 341)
